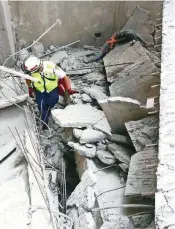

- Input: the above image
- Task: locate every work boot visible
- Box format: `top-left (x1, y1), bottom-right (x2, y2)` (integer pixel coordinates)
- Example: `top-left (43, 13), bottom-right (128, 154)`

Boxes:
top-left (42, 123), bottom-right (49, 130)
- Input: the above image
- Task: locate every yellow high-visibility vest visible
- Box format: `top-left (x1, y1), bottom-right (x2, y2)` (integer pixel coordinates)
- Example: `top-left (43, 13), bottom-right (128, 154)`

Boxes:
top-left (32, 61), bottom-right (58, 93)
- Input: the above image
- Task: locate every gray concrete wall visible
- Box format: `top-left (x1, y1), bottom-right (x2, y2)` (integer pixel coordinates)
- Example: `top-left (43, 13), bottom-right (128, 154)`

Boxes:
top-left (10, 1), bottom-right (160, 48)
top-left (0, 1), bottom-right (161, 64)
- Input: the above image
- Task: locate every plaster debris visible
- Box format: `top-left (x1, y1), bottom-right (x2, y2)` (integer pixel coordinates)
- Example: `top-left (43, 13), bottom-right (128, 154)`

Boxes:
top-left (31, 41), bottom-right (44, 57)
top-left (99, 96), bottom-right (147, 133)
top-left (108, 143), bottom-right (132, 164)
top-left (83, 71), bottom-right (105, 83)
top-left (83, 85), bottom-right (108, 101)
top-left (100, 215), bottom-right (131, 229)
top-left (73, 128), bottom-right (83, 139)
top-left (49, 50), bottom-right (68, 63)
top-left (131, 213), bottom-right (153, 228)
top-left (80, 128), bottom-right (106, 143)
top-left (125, 149), bottom-right (158, 195)
top-left (97, 150), bottom-right (116, 165)
top-left (125, 116), bottom-right (158, 152)
top-left (121, 6), bottom-right (154, 45)
top-left (81, 93), bottom-right (92, 103)
top-left (68, 142), bottom-right (96, 158)
top-left (74, 212), bottom-right (96, 229)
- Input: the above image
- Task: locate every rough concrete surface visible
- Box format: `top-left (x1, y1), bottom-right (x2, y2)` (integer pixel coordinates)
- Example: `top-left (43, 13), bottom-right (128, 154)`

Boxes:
top-left (103, 42), bottom-right (159, 103)
top-left (121, 6), bottom-right (154, 45)
top-left (83, 85), bottom-right (108, 101)
top-left (108, 143), bottom-right (132, 165)
top-left (99, 96), bottom-right (147, 133)
top-left (96, 150), bottom-right (116, 165)
top-left (156, 1), bottom-right (175, 228)
top-left (108, 134), bottom-right (132, 147)
top-left (125, 115), bottom-right (159, 153)
top-left (68, 142), bottom-right (96, 158)
top-left (125, 149), bottom-right (158, 196)
top-left (80, 128), bottom-right (106, 144)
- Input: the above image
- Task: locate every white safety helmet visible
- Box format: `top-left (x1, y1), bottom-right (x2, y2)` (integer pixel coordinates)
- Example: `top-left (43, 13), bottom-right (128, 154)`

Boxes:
top-left (24, 56), bottom-right (42, 73)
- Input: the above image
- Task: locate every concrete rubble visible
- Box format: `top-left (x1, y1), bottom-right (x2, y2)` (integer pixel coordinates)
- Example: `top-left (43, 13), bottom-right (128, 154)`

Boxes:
top-left (0, 4), bottom-right (162, 228)
top-left (99, 96), bottom-right (148, 133)
top-left (103, 41), bottom-right (160, 103)
top-left (125, 116), bottom-right (159, 152)
top-left (121, 6), bottom-right (155, 45)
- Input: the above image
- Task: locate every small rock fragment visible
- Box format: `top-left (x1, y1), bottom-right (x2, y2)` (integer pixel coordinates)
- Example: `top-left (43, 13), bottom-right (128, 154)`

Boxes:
top-left (31, 41), bottom-right (44, 56)
top-left (119, 163), bottom-right (129, 172)
top-left (73, 128), bottom-right (83, 139)
top-left (82, 93), bottom-right (92, 103)
top-left (68, 142), bottom-right (96, 158)
top-left (97, 150), bottom-right (116, 165)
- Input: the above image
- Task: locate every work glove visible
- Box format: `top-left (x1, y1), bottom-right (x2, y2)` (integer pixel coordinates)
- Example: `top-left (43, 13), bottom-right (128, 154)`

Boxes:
top-left (28, 87), bottom-right (34, 98)
top-left (67, 88), bottom-right (78, 95)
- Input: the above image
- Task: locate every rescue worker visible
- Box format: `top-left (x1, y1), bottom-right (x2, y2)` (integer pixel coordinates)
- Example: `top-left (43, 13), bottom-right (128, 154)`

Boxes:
top-left (22, 56), bottom-right (76, 129)
top-left (86, 30), bottom-right (146, 63)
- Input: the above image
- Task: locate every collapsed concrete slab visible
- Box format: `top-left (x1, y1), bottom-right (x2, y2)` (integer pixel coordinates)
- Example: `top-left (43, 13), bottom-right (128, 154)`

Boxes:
top-left (131, 213), bottom-right (153, 228)
top-left (81, 93), bottom-right (92, 103)
top-left (83, 85), bottom-right (108, 101)
top-left (103, 42), bottom-right (159, 103)
top-left (80, 128), bottom-right (106, 144)
top-left (68, 142), bottom-right (96, 158)
top-left (125, 149), bottom-right (158, 196)
top-left (125, 116), bottom-right (159, 152)
top-left (73, 128), bottom-right (83, 139)
top-left (108, 143), bottom-right (132, 165)
top-left (108, 134), bottom-right (132, 147)
top-left (52, 104), bottom-right (111, 135)
top-left (83, 71), bottom-right (105, 83)
top-left (99, 96), bottom-right (147, 133)
top-left (121, 6), bottom-right (154, 45)
top-left (0, 94), bottom-right (28, 109)
top-left (49, 50), bottom-right (68, 63)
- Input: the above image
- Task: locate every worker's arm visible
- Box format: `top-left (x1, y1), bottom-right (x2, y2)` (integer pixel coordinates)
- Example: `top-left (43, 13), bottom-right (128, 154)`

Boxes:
top-left (54, 67), bottom-right (77, 95)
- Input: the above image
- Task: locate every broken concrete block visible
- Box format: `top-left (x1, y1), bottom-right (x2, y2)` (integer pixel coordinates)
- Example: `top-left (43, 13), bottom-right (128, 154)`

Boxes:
top-left (80, 128), bottom-right (106, 144)
top-left (72, 50), bottom-right (94, 58)
top-left (97, 150), bottom-right (116, 165)
top-left (125, 116), bottom-right (158, 152)
top-left (31, 41), bottom-right (44, 57)
top-left (19, 49), bottom-right (30, 61)
top-left (73, 128), bottom-right (83, 139)
top-left (74, 212), bottom-right (96, 229)
top-left (125, 149), bottom-right (158, 196)
top-left (100, 215), bottom-right (131, 229)
top-left (108, 134), bottom-right (132, 147)
top-left (67, 169), bottom-right (96, 210)
top-left (121, 6), bottom-right (154, 45)
top-left (103, 42), bottom-right (158, 103)
top-left (108, 143), bottom-right (132, 165)
top-left (83, 85), bottom-right (108, 101)
top-left (83, 71), bottom-right (105, 82)
top-left (52, 104), bottom-right (111, 136)
top-left (68, 142), bottom-right (96, 158)
top-left (82, 93), bottom-right (92, 103)
top-left (49, 50), bottom-right (68, 63)
top-left (99, 96), bottom-right (147, 134)
top-left (131, 213), bottom-right (153, 228)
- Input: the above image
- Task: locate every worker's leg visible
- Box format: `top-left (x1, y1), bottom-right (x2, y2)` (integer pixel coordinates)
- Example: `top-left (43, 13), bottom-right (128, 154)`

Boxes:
top-left (35, 90), bottom-right (50, 127)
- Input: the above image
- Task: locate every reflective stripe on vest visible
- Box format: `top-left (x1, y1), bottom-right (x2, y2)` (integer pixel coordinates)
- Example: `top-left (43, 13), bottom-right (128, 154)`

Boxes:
top-left (32, 62), bottom-right (58, 93)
